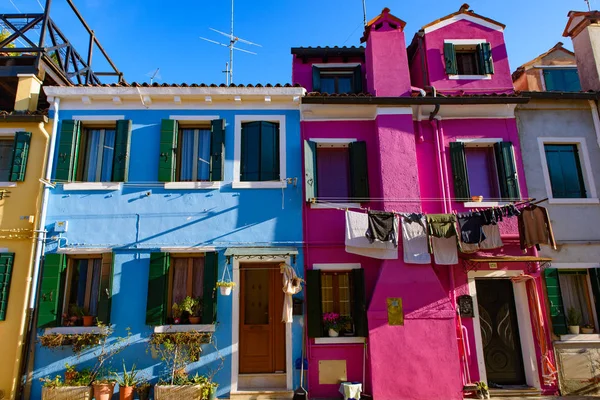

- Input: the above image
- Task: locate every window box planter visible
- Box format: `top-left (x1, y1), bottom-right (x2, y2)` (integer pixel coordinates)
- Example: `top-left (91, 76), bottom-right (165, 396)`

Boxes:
top-left (154, 385), bottom-right (204, 400)
top-left (41, 386), bottom-right (92, 400)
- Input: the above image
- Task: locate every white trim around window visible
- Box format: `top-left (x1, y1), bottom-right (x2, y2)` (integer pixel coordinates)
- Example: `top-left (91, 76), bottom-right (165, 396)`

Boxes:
top-left (0, 182), bottom-right (17, 188)
top-left (72, 115), bottom-right (125, 121)
top-left (164, 182), bottom-right (221, 190)
top-left (154, 324), bottom-right (215, 333)
top-left (44, 326), bottom-right (108, 335)
top-left (444, 39), bottom-right (487, 45)
top-left (63, 182), bottom-right (122, 191)
top-left (448, 74), bottom-right (492, 80)
top-left (312, 263), bottom-right (361, 271)
top-left (537, 137), bottom-right (599, 204)
top-left (456, 138), bottom-right (502, 145)
top-left (233, 115), bottom-right (287, 189)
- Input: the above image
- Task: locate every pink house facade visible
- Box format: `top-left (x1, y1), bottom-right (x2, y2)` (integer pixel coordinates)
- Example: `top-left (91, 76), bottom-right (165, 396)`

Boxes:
top-left (293, 5), bottom-right (559, 399)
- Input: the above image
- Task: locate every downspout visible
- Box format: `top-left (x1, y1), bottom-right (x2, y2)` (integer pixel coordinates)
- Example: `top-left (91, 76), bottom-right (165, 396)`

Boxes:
top-left (21, 97), bottom-right (60, 399)
top-left (438, 119), bottom-right (452, 213)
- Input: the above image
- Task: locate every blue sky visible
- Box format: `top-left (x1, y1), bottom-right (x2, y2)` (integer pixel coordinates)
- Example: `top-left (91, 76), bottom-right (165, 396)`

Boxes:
top-left (1, 0), bottom-right (595, 85)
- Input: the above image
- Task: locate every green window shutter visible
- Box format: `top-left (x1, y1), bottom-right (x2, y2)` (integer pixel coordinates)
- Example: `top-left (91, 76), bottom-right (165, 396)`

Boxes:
top-left (260, 122), bottom-right (280, 181)
top-left (37, 254), bottom-right (66, 328)
top-left (0, 253), bottom-right (15, 321)
top-left (241, 122), bottom-right (279, 182)
top-left (96, 252), bottom-right (113, 325)
top-left (544, 144), bottom-right (586, 198)
top-left (312, 65), bottom-right (321, 92)
top-left (158, 119), bottom-right (178, 182)
top-left (543, 70), bottom-right (556, 91)
top-left (563, 69), bottom-right (581, 92)
top-left (444, 43), bottom-right (457, 75)
top-left (146, 252), bottom-right (169, 326)
top-left (353, 64), bottom-right (363, 93)
top-left (210, 119), bottom-right (225, 182)
top-left (449, 142), bottom-right (470, 201)
top-left (9, 132), bottom-right (31, 182)
top-left (202, 252), bottom-right (218, 324)
top-left (112, 120), bottom-right (132, 182)
top-left (55, 120), bottom-right (81, 182)
top-left (306, 269), bottom-right (323, 338)
top-left (544, 268), bottom-right (568, 335)
top-left (304, 140), bottom-right (318, 202)
top-left (494, 141), bottom-right (521, 200)
top-left (352, 269), bottom-right (368, 337)
top-left (349, 141), bottom-right (369, 200)
top-left (240, 122), bottom-right (260, 182)
top-left (477, 43), bottom-right (494, 75)
top-left (589, 269), bottom-right (600, 329)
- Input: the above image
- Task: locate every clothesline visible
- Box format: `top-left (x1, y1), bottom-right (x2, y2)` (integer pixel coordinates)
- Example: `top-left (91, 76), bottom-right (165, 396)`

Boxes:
top-left (311, 197), bottom-right (542, 202)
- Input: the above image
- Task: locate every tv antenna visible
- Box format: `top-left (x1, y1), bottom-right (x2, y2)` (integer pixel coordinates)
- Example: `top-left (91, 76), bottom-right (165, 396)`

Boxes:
top-left (146, 68), bottom-right (162, 84)
top-left (585, 0), bottom-right (592, 10)
top-left (199, 0), bottom-right (261, 85)
top-left (362, 0), bottom-right (368, 26)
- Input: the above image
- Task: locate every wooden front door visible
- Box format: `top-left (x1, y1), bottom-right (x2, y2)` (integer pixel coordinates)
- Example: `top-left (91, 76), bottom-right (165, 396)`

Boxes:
top-left (476, 279), bottom-right (526, 385)
top-left (240, 264), bottom-right (285, 374)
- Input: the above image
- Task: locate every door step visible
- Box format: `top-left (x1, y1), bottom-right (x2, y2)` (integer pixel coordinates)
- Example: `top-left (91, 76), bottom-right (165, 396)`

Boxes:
top-left (238, 373), bottom-right (286, 389)
top-left (230, 389), bottom-right (293, 400)
top-left (488, 386), bottom-right (542, 397)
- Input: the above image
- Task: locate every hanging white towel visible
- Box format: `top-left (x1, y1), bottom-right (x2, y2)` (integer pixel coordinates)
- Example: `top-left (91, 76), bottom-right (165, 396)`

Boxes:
top-left (345, 210), bottom-right (398, 260)
top-left (480, 224), bottom-right (503, 250)
top-left (401, 215), bottom-right (431, 264)
top-left (281, 263), bottom-right (302, 323)
top-left (432, 236), bottom-right (458, 265)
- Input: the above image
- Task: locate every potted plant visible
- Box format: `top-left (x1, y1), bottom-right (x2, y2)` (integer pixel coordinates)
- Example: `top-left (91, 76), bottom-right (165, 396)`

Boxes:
top-left (136, 381), bottom-right (151, 400)
top-left (40, 368), bottom-right (94, 400)
top-left (81, 308), bottom-right (94, 327)
top-left (475, 381), bottom-right (490, 399)
top-left (64, 363), bottom-right (77, 384)
top-left (471, 195), bottom-right (484, 202)
top-left (216, 281), bottom-right (235, 296)
top-left (92, 375), bottom-right (116, 400)
top-left (567, 307), bottom-right (582, 334)
top-left (582, 323), bottom-right (595, 334)
top-left (172, 303), bottom-right (182, 324)
top-left (203, 381), bottom-right (218, 400)
top-left (323, 312), bottom-right (342, 337)
top-left (113, 361), bottom-right (139, 400)
top-left (180, 296), bottom-right (202, 324)
top-left (66, 304), bottom-right (84, 326)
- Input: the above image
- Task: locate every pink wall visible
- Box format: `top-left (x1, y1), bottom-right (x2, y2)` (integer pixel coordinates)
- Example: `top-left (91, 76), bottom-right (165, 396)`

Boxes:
top-left (365, 25), bottom-right (411, 97)
top-left (421, 20), bottom-right (514, 94)
top-left (409, 38), bottom-right (428, 88)
top-left (291, 56), bottom-right (365, 92)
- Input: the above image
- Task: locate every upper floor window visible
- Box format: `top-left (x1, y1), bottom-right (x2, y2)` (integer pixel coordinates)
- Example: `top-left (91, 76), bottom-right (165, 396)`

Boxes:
top-left (543, 68), bottom-right (581, 92)
top-left (450, 140), bottom-right (520, 202)
top-left (241, 121), bottom-right (280, 182)
top-left (56, 119), bottom-right (132, 183)
top-left (544, 144), bottom-right (586, 198)
top-left (312, 65), bottom-right (363, 94)
top-left (158, 119), bottom-right (225, 184)
top-left (0, 132), bottom-right (31, 183)
top-left (444, 42), bottom-right (494, 77)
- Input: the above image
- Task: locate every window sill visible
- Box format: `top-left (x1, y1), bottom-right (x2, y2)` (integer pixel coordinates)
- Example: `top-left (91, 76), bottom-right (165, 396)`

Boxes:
top-left (43, 326), bottom-right (108, 335)
top-left (164, 182), bottom-right (221, 190)
top-left (548, 198), bottom-right (600, 205)
top-left (153, 324), bottom-right (216, 333)
top-left (557, 334), bottom-right (600, 343)
top-left (63, 182), bottom-right (122, 191)
top-left (463, 201), bottom-right (509, 208)
top-left (448, 74), bottom-right (492, 80)
top-left (0, 182), bottom-right (16, 188)
top-left (310, 202), bottom-right (361, 209)
top-left (314, 337), bottom-right (365, 345)
top-left (232, 181), bottom-right (287, 189)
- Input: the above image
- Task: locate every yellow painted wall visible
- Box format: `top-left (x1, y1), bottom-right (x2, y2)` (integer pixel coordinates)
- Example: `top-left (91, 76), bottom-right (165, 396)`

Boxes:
top-left (0, 120), bottom-right (51, 400)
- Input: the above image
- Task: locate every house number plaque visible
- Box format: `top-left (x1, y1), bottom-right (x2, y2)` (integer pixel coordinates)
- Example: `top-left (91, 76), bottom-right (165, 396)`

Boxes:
top-left (457, 295), bottom-right (474, 318)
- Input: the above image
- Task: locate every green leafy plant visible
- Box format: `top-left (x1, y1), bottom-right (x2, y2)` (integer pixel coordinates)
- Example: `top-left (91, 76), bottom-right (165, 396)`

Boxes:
top-left (215, 281), bottom-right (236, 288)
top-left (179, 297), bottom-right (197, 315)
top-left (113, 361), bottom-right (139, 387)
top-left (40, 376), bottom-right (65, 388)
top-left (567, 307), bottom-right (582, 326)
top-left (172, 303), bottom-right (182, 319)
top-left (40, 332), bottom-right (105, 353)
top-left (475, 381), bottom-right (490, 399)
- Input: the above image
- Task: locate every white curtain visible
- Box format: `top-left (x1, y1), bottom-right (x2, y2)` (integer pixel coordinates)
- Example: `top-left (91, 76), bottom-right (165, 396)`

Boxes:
top-left (559, 273), bottom-right (592, 326)
top-left (281, 263), bottom-right (302, 323)
top-left (100, 129), bottom-right (115, 182)
top-left (180, 129), bottom-right (195, 181)
top-left (197, 129), bottom-right (211, 181)
top-left (85, 130), bottom-right (101, 182)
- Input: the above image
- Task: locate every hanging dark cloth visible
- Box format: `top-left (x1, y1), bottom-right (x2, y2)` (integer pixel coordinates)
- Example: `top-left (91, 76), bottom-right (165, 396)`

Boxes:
top-left (366, 211), bottom-right (397, 246)
top-left (458, 212), bottom-right (487, 244)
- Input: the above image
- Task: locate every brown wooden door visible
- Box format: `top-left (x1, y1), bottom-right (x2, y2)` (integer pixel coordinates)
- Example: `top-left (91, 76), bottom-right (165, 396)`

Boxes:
top-left (476, 279), bottom-right (526, 385)
top-left (240, 264), bottom-right (286, 374)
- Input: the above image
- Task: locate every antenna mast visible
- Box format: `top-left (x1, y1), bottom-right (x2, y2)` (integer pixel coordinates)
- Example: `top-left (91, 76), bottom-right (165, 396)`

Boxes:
top-left (585, 0), bottom-right (592, 11)
top-left (199, 0), bottom-right (261, 85)
top-left (362, 0), bottom-right (367, 26)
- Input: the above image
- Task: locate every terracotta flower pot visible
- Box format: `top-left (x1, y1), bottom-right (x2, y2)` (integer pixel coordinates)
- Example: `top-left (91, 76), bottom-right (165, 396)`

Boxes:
top-left (471, 195), bottom-right (484, 202)
top-left (92, 383), bottom-right (115, 400)
top-left (119, 385), bottom-right (135, 400)
top-left (220, 286), bottom-right (232, 296)
top-left (582, 327), bottom-right (594, 334)
top-left (82, 316), bottom-right (94, 327)
top-left (189, 316), bottom-right (201, 324)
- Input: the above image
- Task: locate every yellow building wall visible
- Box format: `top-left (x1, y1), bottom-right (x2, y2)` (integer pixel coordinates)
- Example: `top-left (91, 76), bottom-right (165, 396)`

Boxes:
top-left (0, 120), bottom-right (51, 400)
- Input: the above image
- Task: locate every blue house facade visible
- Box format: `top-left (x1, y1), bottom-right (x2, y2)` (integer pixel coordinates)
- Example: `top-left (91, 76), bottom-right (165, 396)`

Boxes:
top-left (31, 84), bottom-right (306, 398)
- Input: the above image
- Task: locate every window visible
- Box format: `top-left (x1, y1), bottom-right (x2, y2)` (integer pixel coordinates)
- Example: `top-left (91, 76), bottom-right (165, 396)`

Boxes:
top-left (177, 128), bottom-right (211, 181)
top-left (56, 119), bottom-right (132, 183)
top-left (306, 268), bottom-right (368, 338)
top-left (0, 132), bottom-right (31, 183)
top-left (0, 139), bottom-right (13, 181)
top-left (450, 141), bottom-right (520, 201)
top-left (0, 253), bottom-right (15, 321)
top-left (79, 128), bottom-right (116, 182)
top-left (63, 256), bottom-right (103, 323)
top-left (240, 121), bottom-right (280, 182)
top-left (545, 268), bottom-right (600, 336)
top-left (444, 42), bottom-right (494, 76)
top-left (312, 65), bottom-right (363, 94)
top-left (304, 140), bottom-right (369, 203)
top-left (544, 144), bottom-right (586, 198)
top-left (543, 69), bottom-right (581, 92)
top-left (168, 256), bottom-right (204, 318)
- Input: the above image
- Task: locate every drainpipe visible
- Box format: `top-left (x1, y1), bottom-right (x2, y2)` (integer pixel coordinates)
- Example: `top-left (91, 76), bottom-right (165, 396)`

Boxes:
top-left (438, 119), bottom-right (452, 212)
top-left (411, 86), bottom-right (426, 97)
top-left (20, 97), bottom-right (60, 399)
top-left (429, 104), bottom-right (446, 213)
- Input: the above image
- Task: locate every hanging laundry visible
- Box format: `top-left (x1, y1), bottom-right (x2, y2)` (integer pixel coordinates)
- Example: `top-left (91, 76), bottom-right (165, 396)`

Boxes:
top-left (480, 224), bottom-right (503, 250)
top-left (426, 214), bottom-right (459, 265)
top-left (458, 213), bottom-right (487, 244)
top-left (280, 263), bottom-right (302, 323)
top-left (345, 210), bottom-right (398, 260)
top-left (366, 211), bottom-right (398, 246)
top-left (518, 205), bottom-right (556, 252)
top-left (401, 213), bottom-right (431, 264)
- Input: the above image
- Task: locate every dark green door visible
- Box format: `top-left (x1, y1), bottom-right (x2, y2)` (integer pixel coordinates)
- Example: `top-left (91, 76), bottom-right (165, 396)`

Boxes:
top-left (476, 279), bottom-right (526, 386)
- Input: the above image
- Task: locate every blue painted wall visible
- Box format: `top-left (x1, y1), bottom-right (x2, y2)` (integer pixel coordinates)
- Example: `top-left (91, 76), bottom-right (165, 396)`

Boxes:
top-left (32, 108), bottom-right (304, 399)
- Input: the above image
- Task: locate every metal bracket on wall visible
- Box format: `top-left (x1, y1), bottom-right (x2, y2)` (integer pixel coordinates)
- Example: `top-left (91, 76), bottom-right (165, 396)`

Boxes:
top-left (0, 190), bottom-right (11, 200)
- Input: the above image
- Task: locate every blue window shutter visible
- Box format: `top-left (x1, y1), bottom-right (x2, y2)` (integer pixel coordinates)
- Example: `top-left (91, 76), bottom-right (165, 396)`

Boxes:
top-left (544, 69), bottom-right (581, 92)
top-left (312, 65), bottom-right (321, 92)
top-left (544, 144), bottom-right (586, 198)
top-left (563, 69), bottom-right (581, 92)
